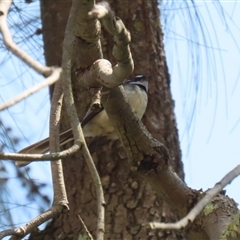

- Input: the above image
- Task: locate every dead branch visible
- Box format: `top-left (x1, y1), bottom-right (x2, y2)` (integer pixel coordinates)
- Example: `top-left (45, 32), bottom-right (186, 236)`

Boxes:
top-left (148, 164), bottom-right (240, 231)
top-left (48, 79), bottom-right (69, 208)
top-left (88, 87), bottom-right (102, 111)
top-left (0, 205), bottom-right (63, 239)
top-left (0, 0), bottom-right (72, 236)
top-left (61, 1), bottom-right (105, 239)
top-left (78, 215), bottom-right (94, 240)
top-left (0, 84), bottom-right (72, 239)
top-left (0, 144), bottom-right (80, 162)
top-left (81, 1), bottom-right (133, 89)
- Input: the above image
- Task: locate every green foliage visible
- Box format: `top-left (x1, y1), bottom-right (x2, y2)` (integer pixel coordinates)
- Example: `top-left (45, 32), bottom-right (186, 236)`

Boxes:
top-left (78, 233), bottom-right (93, 240)
top-left (221, 211), bottom-right (240, 240)
top-left (203, 202), bottom-right (219, 216)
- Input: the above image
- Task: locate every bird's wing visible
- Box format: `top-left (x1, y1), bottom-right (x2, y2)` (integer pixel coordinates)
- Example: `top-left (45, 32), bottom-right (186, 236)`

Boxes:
top-left (16, 105), bottom-right (105, 168)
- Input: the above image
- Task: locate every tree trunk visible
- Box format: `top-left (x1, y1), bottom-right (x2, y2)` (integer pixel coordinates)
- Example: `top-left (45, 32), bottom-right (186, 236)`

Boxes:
top-left (32, 0), bottom-right (185, 239)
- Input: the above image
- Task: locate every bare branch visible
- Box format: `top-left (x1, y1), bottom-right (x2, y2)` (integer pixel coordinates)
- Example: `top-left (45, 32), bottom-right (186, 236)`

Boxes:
top-left (0, 145), bottom-right (80, 162)
top-left (88, 87), bottom-right (102, 111)
top-left (81, 136), bottom-right (106, 238)
top-left (0, 67), bottom-right (61, 111)
top-left (48, 79), bottom-right (69, 206)
top-left (0, 0), bottom-right (51, 76)
top-left (62, 56), bottom-right (106, 240)
top-left (0, 205), bottom-right (63, 239)
top-left (81, 1), bottom-right (133, 88)
top-left (0, 0), bottom-right (69, 237)
top-left (78, 215), bottom-right (94, 240)
top-left (61, 1), bottom-right (105, 238)
top-left (148, 165), bottom-right (240, 230)
top-left (0, 24), bottom-right (69, 240)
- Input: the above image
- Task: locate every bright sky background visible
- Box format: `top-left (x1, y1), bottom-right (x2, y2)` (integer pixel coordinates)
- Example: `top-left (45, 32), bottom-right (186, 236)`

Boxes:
top-left (163, 1), bottom-right (240, 205)
top-left (0, 0), bottom-right (240, 233)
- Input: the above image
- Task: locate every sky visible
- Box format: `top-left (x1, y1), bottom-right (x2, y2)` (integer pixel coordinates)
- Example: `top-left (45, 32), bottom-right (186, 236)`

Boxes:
top-left (163, 1), bottom-right (240, 205)
top-left (0, 0), bottom-right (240, 233)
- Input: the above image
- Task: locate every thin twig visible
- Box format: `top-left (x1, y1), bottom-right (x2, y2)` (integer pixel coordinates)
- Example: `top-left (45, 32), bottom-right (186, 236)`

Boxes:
top-left (0, 144), bottom-right (80, 161)
top-left (0, 1), bottom-right (72, 237)
top-left (81, 143), bottom-right (106, 239)
top-left (78, 215), bottom-right (94, 240)
top-left (49, 79), bottom-right (69, 207)
top-left (0, 67), bottom-right (61, 111)
top-left (0, 205), bottom-right (63, 239)
top-left (61, 1), bottom-right (105, 239)
top-left (148, 164), bottom-right (240, 230)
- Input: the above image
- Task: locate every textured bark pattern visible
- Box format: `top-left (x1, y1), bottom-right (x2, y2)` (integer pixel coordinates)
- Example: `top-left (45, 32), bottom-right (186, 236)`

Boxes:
top-left (40, 0), bottom-right (71, 67)
top-left (103, 0), bottom-right (183, 179)
top-left (202, 195), bottom-right (239, 240)
top-left (31, 0), bottom-right (185, 239)
top-left (40, 0), bottom-right (71, 97)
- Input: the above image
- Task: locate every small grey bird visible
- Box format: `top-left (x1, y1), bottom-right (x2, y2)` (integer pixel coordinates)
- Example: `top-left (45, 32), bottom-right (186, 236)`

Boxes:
top-left (16, 75), bottom-right (148, 167)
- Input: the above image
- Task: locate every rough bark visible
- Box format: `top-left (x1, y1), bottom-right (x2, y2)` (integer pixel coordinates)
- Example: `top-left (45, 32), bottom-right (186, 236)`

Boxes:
top-left (32, 0), bottom-right (184, 239)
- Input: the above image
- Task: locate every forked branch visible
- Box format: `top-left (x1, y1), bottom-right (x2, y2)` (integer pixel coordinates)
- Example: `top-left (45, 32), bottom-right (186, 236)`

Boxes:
top-left (81, 1), bottom-right (134, 89)
top-left (0, 0), bottom-right (69, 238)
top-left (61, 0), bottom-right (106, 239)
top-left (148, 164), bottom-right (240, 231)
